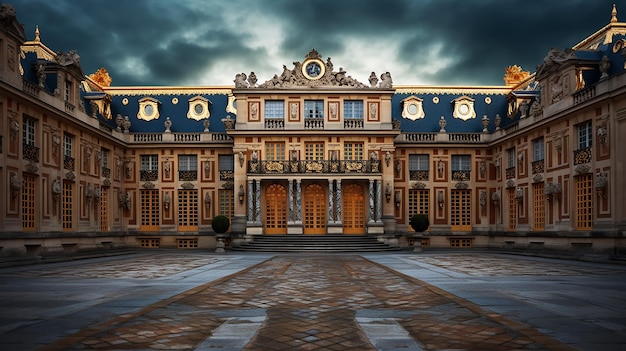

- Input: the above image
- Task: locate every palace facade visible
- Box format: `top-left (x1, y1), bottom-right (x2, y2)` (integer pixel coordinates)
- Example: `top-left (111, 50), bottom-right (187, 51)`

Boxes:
top-left (1, 4), bottom-right (625, 256)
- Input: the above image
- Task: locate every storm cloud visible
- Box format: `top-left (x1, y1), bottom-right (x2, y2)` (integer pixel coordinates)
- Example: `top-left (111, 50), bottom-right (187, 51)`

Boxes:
top-left (12, 0), bottom-right (616, 86)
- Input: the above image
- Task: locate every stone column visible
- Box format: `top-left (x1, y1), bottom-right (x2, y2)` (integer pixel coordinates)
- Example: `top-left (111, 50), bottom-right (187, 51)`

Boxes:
top-left (336, 180), bottom-right (342, 223)
top-left (254, 180), bottom-right (261, 223)
top-left (247, 179), bottom-right (254, 222)
top-left (288, 179), bottom-right (294, 222)
top-left (295, 180), bottom-right (302, 222)
top-left (328, 179), bottom-right (334, 222)
top-left (376, 179), bottom-right (382, 222)
top-left (369, 179), bottom-right (375, 223)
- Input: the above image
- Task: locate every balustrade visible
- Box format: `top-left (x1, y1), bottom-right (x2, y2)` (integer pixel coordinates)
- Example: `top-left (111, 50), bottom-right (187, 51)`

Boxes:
top-left (248, 159), bottom-right (382, 174)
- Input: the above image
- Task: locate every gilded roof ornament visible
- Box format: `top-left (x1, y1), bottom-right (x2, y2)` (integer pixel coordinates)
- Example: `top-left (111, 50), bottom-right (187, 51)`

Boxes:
top-left (503, 65), bottom-right (530, 85)
top-left (611, 4), bottom-right (618, 23)
top-left (88, 67), bottom-right (112, 87)
top-left (34, 25), bottom-right (40, 42)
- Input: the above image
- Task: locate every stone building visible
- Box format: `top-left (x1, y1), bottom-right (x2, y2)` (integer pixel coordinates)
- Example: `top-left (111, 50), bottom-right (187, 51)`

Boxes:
top-left (0, 4), bottom-right (624, 256)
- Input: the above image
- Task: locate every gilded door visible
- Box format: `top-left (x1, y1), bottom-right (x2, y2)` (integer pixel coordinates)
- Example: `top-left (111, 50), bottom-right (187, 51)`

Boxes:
top-left (265, 183), bottom-right (287, 234)
top-left (178, 189), bottom-right (198, 232)
top-left (451, 189), bottom-right (472, 231)
top-left (140, 189), bottom-right (160, 231)
top-left (303, 183), bottom-right (326, 234)
top-left (343, 183), bottom-right (365, 234)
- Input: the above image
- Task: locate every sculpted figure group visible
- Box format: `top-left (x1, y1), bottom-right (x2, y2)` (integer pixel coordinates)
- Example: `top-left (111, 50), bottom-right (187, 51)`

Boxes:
top-left (234, 50), bottom-right (392, 89)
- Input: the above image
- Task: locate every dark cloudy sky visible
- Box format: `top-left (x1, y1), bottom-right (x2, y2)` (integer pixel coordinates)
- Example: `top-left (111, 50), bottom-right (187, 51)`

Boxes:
top-left (11, 0), bottom-right (618, 87)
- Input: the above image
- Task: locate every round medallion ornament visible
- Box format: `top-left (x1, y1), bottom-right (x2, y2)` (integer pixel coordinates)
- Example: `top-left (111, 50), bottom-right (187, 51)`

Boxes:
top-left (302, 58), bottom-right (325, 80)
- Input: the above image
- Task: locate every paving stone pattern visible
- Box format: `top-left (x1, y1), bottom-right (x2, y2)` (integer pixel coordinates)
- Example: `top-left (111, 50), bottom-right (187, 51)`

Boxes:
top-left (43, 255), bottom-right (573, 351)
top-left (21, 254), bottom-right (226, 279)
top-left (407, 254), bottom-right (620, 276)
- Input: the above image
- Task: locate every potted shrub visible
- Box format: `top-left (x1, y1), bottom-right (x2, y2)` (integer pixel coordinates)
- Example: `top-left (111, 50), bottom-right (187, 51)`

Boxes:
top-left (409, 213), bottom-right (429, 252)
top-left (212, 215), bottom-right (230, 253)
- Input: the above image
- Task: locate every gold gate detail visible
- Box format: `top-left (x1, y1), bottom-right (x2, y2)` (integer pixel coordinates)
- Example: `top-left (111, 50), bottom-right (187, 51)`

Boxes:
top-left (265, 183), bottom-right (287, 234)
top-left (343, 183), bottom-right (365, 234)
top-left (303, 183), bottom-right (327, 234)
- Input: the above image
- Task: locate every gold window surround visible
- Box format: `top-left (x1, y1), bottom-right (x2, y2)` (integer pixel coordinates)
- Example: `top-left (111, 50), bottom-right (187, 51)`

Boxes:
top-left (401, 96), bottom-right (425, 121)
top-left (137, 97), bottom-right (161, 121)
top-left (452, 95), bottom-right (476, 121)
top-left (187, 96), bottom-right (211, 121)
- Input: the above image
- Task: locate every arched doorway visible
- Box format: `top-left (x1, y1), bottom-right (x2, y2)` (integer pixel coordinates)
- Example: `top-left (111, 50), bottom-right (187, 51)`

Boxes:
top-left (303, 183), bottom-right (327, 234)
top-left (343, 183), bottom-right (365, 234)
top-left (265, 183), bottom-right (287, 234)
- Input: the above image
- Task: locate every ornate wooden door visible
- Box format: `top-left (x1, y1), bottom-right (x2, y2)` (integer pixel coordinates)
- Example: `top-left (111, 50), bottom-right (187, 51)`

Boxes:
top-left (265, 183), bottom-right (287, 234)
top-left (177, 189), bottom-right (198, 232)
top-left (303, 183), bottom-right (326, 234)
top-left (140, 189), bottom-right (160, 231)
top-left (451, 189), bottom-right (471, 231)
top-left (343, 183), bottom-right (365, 234)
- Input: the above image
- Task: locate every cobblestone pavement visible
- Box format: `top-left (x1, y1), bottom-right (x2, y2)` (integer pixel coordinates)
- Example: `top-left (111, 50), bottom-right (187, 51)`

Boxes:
top-left (36, 254), bottom-right (577, 351)
top-left (1, 251), bottom-right (625, 351)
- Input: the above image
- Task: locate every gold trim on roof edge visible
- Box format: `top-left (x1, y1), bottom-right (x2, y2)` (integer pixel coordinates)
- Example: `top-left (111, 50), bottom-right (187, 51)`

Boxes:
top-left (102, 87), bottom-right (233, 96)
top-left (394, 86), bottom-right (511, 95)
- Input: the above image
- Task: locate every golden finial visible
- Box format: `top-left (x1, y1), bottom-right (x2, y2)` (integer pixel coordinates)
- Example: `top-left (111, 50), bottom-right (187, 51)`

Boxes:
top-left (34, 25), bottom-right (40, 42)
top-left (611, 4), bottom-right (618, 23)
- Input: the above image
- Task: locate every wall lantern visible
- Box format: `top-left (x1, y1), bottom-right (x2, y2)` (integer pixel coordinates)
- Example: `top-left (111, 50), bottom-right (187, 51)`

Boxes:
top-left (385, 183), bottom-right (392, 203)
top-left (238, 184), bottom-right (245, 204)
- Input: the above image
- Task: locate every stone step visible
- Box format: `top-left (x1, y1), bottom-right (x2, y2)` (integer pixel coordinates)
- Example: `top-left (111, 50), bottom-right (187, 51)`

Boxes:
top-left (231, 235), bottom-right (400, 252)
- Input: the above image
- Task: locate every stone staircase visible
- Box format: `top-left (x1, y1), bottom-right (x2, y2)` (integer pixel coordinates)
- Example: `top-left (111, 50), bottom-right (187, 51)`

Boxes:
top-left (231, 235), bottom-right (401, 252)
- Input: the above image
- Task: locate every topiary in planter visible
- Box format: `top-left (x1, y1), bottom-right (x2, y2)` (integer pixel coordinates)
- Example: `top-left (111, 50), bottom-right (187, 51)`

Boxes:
top-left (211, 215), bottom-right (230, 234)
top-left (409, 213), bottom-right (429, 233)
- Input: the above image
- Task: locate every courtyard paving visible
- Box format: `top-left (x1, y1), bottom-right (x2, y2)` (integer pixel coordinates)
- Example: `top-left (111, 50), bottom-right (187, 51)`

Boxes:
top-left (0, 250), bottom-right (624, 350)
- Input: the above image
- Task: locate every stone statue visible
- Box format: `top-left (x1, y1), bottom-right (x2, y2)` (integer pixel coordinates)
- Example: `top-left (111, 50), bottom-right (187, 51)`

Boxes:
top-left (369, 72), bottom-right (378, 87)
top-left (115, 114), bottom-right (123, 131)
top-left (234, 73), bottom-right (248, 88)
top-left (248, 72), bottom-right (257, 87)
top-left (439, 116), bottom-right (447, 132)
top-left (122, 116), bottom-right (131, 133)
top-left (379, 72), bottom-right (393, 89)
top-left (599, 55), bottom-right (611, 79)
top-left (37, 62), bottom-right (46, 87)
top-left (164, 117), bottom-right (172, 132)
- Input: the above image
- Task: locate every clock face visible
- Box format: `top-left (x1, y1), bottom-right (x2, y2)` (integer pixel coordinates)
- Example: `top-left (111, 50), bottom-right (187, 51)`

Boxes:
top-left (306, 62), bottom-right (321, 77)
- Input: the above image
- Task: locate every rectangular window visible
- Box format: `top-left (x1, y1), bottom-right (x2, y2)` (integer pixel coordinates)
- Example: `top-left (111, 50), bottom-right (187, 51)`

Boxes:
top-left (264, 100), bottom-right (284, 118)
top-left (140, 154), bottom-right (158, 171)
top-left (65, 79), bottom-right (72, 102)
top-left (265, 142), bottom-right (285, 160)
top-left (451, 155), bottom-right (470, 171)
top-left (178, 155), bottom-right (198, 171)
top-left (219, 154), bottom-right (234, 181)
top-left (23, 118), bottom-right (35, 146)
top-left (343, 100), bottom-right (363, 119)
top-left (101, 149), bottom-right (109, 169)
top-left (63, 134), bottom-right (73, 157)
top-left (305, 142), bottom-right (324, 160)
top-left (533, 138), bottom-right (545, 161)
top-left (507, 148), bottom-right (515, 169)
top-left (409, 154), bottom-right (429, 171)
top-left (577, 121), bottom-right (592, 149)
top-left (304, 100), bottom-right (324, 119)
top-left (343, 142), bottom-right (363, 160)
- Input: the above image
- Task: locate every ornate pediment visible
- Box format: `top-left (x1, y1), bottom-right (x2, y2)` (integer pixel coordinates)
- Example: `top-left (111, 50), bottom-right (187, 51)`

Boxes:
top-left (234, 49), bottom-right (392, 90)
top-left (137, 97), bottom-right (160, 121)
top-left (452, 96), bottom-right (476, 121)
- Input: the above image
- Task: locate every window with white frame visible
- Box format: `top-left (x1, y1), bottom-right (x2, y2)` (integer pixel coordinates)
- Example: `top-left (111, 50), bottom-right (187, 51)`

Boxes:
top-left (304, 100), bottom-right (324, 119)
top-left (409, 154), bottom-right (429, 171)
top-left (343, 100), bottom-right (363, 119)
top-left (178, 155), bottom-right (197, 171)
top-left (23, 118), bottom-right (35, 146)
top-left (140, 154), bottom-right (158, 171)
top-left (577, 121), bottom-right (592, 149)
top-left (63, 134), bottom-right (73, 157)
top-left (533, 138), bottom-right (544, 161)
top-left (451, 155), bottom-right (471, 171)
top-left (264, 100), bottom-right (284, 118)
top-left (507, 147), bottom-right (515, 168)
